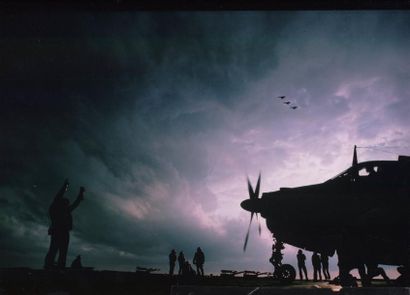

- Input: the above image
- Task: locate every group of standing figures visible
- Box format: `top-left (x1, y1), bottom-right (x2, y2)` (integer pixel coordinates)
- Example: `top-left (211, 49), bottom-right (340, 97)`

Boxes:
top-left (169, 248), bottom-right (205, 277)
top-left (269, 240), bottom-right (330, 282)
top-left (44, 179), bottom-right (208, 277)
top-left (297, 250), bottom-right (331, 281)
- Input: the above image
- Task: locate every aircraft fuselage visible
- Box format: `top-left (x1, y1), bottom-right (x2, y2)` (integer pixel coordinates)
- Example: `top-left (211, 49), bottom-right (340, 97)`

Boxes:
top-left (244, 158), bottom-right (410, 265)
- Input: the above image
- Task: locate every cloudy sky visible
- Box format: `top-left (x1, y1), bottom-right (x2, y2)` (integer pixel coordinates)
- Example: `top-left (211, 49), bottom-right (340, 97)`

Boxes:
top-left (1, 10), bottom-right (409, 277)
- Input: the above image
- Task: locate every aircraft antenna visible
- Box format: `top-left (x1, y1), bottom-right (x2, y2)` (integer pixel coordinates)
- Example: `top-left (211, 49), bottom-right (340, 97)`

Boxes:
top-left (357, 145), bottom-right (409, 155)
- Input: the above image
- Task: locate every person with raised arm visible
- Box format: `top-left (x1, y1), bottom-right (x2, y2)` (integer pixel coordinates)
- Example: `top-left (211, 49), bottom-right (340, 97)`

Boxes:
top-left (44, 179), bottom-right (85, 269)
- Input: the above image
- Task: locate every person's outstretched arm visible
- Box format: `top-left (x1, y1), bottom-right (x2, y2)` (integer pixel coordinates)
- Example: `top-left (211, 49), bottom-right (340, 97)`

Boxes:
top-left (55, 179), bottom-right (69, 200)
top-left (69, 186), bottom-right (85, 212)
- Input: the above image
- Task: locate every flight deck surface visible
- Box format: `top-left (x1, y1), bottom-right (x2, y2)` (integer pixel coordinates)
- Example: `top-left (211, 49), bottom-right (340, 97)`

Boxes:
top-left (0, 268), bottom-right (407, 295)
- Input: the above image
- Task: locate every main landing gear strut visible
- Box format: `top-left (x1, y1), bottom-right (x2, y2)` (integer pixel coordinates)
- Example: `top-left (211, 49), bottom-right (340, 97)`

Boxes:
top-left (269, 238), bottom-right (296, 284)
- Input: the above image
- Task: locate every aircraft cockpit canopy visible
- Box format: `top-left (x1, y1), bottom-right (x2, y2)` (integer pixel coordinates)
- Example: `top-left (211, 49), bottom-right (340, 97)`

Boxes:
top-left (358, 165), bottom-right (379, 176)
top-left (328, 162), bottom-right (383, 183)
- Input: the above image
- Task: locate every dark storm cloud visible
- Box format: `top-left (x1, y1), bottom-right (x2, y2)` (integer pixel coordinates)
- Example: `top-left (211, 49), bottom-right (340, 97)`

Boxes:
top-left (1, 11), bottom-right (291, 271)
top-left (1, 11), bottom-right (409, 275)
top-left (1, 11), bottom-right (288, 177)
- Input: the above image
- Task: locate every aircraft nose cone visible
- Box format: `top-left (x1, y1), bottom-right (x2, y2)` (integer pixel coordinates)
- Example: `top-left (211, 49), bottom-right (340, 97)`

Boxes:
top-left (240, 199), bottom-right (252, 211)
top-left (240, 199), bottom-right (261, 213)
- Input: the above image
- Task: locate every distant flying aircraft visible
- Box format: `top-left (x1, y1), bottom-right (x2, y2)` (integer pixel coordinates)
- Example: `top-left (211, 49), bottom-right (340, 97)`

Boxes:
top-left (241, 146), bottom-right (410, 286)
top-left (277, 96), bottom-right (299, 109)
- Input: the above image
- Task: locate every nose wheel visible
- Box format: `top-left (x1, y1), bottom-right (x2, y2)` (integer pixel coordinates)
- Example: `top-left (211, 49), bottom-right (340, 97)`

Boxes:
top-left (269, 239), bottom-right (296, 284)
top-left (276, 264), bottom-right (296, 284)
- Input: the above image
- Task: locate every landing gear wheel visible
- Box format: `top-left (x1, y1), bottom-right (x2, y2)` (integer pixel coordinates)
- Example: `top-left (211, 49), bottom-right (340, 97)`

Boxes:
top-left (277, 264), bottom-right (296, 284)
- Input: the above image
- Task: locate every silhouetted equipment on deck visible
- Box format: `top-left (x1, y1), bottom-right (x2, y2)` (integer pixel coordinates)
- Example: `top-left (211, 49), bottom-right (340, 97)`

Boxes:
top-left (243, 270), bottom-right (272, 278)
top-left (220, 270), bottom-right (245, 277)
top-left (241, 145), bottom-right (410, 287)
top-left (220, 270), bottom-right (272, 278)
top-left (136, 267), bottom-right (160, 273)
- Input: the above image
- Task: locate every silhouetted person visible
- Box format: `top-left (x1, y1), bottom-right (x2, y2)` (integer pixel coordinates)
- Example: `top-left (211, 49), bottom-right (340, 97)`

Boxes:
top-left (396, 266), bottom-right (409, 286)
top-left (71, 255), bottom-right (82, 269)
top-left (312, 252), bottom-right (322, 281)
top-left (44, 179), bottom-right (85, 269)
top-left (337, 228), bottom-right (367, 286)
top-left (320, 253), bottom-right (331, 280)
top-left (169, 249), bottom-right (177, 276)
top-left (182, 261), bottom-right (195, 278)
top-left (366, 262), bottom-right (391, 285)
top-left (193, 247), bottom-right (205, 276)
top-left (297, 249), bottom-right (308, 281)
top-left (178, 251), bottom-right (185, 275)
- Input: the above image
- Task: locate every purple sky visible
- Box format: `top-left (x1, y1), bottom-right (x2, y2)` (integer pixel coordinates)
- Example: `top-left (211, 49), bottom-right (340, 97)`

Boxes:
top-left (1, 11), bottom-right (409, 278)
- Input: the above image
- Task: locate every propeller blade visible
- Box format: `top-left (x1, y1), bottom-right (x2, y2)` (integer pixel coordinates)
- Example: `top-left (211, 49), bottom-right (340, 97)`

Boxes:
top-left (243, 212), bottom-right (254, 252)
top-left (255, 173), bottom-right (261, 198)
top-left (247, 177), bottom-right (255, 199)
top-left (256, 213), bottom-right (262, 236)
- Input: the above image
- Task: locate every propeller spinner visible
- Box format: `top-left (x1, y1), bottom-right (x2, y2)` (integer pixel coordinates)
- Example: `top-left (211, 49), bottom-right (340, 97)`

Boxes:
top-left (241, 173), bottom-right (263, 252)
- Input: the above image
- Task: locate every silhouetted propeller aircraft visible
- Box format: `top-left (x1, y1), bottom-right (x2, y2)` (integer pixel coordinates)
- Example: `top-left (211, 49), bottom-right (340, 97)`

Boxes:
top-left (241, 146), bottom-right (410, 286)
